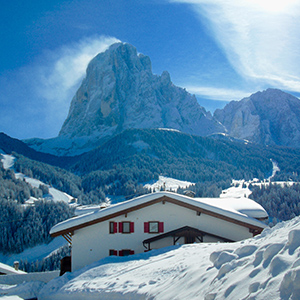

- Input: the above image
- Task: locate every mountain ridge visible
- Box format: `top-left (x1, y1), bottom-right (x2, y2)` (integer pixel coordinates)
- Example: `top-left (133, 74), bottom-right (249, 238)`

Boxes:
top-left (21, 43), bottom-right (300, 154)
top-left (214, 88), bottom-right (300, 147)
top-left (25, 42), bottom-right (224, 156)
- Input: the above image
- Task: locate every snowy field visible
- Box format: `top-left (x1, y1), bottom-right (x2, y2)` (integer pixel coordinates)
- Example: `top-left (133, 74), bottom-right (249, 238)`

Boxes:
top-left (1, 216), bottom-right (299, 299)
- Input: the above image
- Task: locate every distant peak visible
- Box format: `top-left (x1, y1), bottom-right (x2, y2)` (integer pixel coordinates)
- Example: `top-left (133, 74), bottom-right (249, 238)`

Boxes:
top-left (255, 88), bottom-right (293, 97)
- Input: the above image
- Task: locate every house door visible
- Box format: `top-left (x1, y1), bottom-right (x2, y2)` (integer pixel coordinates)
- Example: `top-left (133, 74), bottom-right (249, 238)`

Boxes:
top-left (185, 236), bottom-right (195, 244)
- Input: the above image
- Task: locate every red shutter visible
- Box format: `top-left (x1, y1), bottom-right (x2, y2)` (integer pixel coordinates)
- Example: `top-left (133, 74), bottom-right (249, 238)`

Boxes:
top-left (119, 250), bottom-right (123, 256)
top-left (114, 222), bottom-right (118, 233)
top-left (130, 222), bottom-right (134, 233)
top-left (144, 222), bottom-right (149, 233)
top-left (109, 249), bottom-right (118, 256)
top-left (159, 222), bottom-right (164, 233)
top-left (130, 250), bottom-right (135, 255)
top-left (119, 222), bottom-right (123, 233)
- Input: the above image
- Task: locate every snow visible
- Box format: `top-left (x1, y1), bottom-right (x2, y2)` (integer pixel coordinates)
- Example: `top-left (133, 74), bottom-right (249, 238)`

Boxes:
top-left (0, 152), bottom-right (76, 205)
top-left (35, 216), bottom-right (300, 299)
top-left (15, 173), bottom-right (74, 204)
top-left (1, 170), bottom-right (300, 299)
top-left (1, 154), bottom-right (16, 170)
top-left (220, 179), bottom-right (252, 198)
top-left (0, 154), bottom-right (16, 170)
top-left (0, 281), bottom-right (45, 299)
top-left (268, 159), bottom-right (280, 181)
top-left (144, 176), bottom-right (194, 192)
top-left (50, 191), bottom-right (267, 236)
top-left (0, 296), bottom-right (24, 300)
top-left (0, 237), bottom-right (67, 266)
top-left (0, 271), bottom-right (59, 286)
top-left (200, 197), bottom-right (268, 219)
top-left (0, 263), bottom-right (26, 276)
top-left (75, 205), bottom-right (103, 216)
top-left (157, 128), bottom-right (181, 133)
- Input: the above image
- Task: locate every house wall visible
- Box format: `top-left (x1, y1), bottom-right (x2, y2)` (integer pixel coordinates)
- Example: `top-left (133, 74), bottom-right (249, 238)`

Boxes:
top-left (72, 201), bottom-right (253, 271)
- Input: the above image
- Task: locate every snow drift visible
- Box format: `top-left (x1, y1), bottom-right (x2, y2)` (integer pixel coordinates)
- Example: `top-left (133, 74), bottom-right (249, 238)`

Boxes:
top-left (38, 216), bottom-right (300, 300)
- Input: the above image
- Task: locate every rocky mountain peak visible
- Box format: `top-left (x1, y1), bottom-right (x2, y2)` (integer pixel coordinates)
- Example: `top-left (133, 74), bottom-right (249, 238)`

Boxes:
top-left (160, 71), bottom-right (171, 85)
top-left (214, 88), bottom-right (300, 147)
top-left (56, 42), bottom-right (223, 150)
top-left (25, 42), bottom-right (224, 156)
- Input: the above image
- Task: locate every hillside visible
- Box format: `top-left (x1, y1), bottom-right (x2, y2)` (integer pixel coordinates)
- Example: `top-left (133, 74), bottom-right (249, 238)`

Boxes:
top-left (68, 128), bottom-right (272, 199)
top-left (4, 128), bottom-right (300, 200)
top-left (0, 132), bottom-right (74, 168)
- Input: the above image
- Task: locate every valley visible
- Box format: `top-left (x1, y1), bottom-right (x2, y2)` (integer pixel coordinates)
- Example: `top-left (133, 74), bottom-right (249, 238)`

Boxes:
top-left (1, 42), bottom-right (300, 299)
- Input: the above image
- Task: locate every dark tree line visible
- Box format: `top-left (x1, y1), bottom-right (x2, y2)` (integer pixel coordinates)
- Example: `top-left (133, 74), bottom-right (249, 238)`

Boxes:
top-left (19, 244), bottom-right (71, 272)
top-left (249, 183), bottom-right (300, 225)
top-left (0, 198), bottom-right (74, 254)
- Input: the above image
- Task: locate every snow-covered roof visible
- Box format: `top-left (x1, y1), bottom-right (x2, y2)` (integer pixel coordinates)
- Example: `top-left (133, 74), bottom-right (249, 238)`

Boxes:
top-left (50, 192), bottom-right (268, 236)
top-left (0, 262), bottom-right (26, 275)
top-left (40, 216), bottom-right (300, 300)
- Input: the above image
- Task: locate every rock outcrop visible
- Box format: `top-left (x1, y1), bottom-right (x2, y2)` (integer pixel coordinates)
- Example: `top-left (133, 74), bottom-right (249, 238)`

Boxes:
top-left (214, 88), bottom-right (300, 147)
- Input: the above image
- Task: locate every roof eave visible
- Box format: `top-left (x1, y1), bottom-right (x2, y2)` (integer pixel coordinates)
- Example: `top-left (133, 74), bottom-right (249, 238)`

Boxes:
top-left (50, 194), bottom-right (267, 237)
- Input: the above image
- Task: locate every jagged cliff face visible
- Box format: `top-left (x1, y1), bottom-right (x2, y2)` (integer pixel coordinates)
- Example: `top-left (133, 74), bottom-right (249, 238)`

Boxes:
top-left (59, 43), bottom-right (224, 140)
top-left (214, 88), bottom-right (300, 147)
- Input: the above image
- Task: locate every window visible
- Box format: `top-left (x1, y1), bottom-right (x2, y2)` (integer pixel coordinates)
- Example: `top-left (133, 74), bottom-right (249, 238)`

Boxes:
top-left (144, 222), bottom-right (164, 233)
top-left (109, 249), bottom-right (118, 256)
top-left (123, 222), bottom-right (130, 233)
top-left (119, 222), bottom-right (134, 233)
top-left (149, 222), bottom-right (159, 233)
top-left (109, 222), bottom-right (117, 234)
top-left (119, 249), bottom-right (135, 256)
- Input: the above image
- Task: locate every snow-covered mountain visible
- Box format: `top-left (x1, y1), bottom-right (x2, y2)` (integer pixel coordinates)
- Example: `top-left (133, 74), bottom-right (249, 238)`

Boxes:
top-left (25, 43), bottom-right (224, 156)
top-left (214, 88), bottom-right (300, 147)
top-left (23, 44), bottom-right (300, 155)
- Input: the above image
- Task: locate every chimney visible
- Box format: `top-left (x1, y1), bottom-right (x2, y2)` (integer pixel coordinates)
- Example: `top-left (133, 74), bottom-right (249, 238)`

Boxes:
top-left (13, 261), bottom-right (19, 271)
top-left (183, 190), bottom-right (195, 198)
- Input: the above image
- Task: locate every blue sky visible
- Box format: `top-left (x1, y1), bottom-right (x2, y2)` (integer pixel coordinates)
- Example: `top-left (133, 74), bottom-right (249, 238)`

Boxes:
top-left (1, 0), bottom-right (300, 139)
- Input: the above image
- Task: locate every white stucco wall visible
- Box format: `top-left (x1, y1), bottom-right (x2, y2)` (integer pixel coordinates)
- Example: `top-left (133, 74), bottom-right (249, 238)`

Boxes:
top-left (72, 201), bottom-right (253, 271)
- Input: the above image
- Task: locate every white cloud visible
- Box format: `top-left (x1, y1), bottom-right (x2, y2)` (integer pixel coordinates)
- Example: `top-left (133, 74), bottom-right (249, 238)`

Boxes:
top-left (0, 35), bottom-right (120, 139)
top-left (185, 85), bottom-right (251, 101)
top-left (171, 0), bottom-right (300, 91)
top-left (33, 35), bottom-right (120, 134)
top-left (36, 35), bottom-right (120, 106)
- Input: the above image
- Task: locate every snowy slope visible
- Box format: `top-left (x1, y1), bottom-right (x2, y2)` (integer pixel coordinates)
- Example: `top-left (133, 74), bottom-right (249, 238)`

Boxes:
top-left (36, 216), bottom-right (300, 300)
top-left (0, 237), bottom-right (67, 267)
top-left (144, 175), bottom-right (194, 192)
top-left (1, 153), bottom-right (75, 204)
top-left (0, 153), bottom-right (16, 169)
